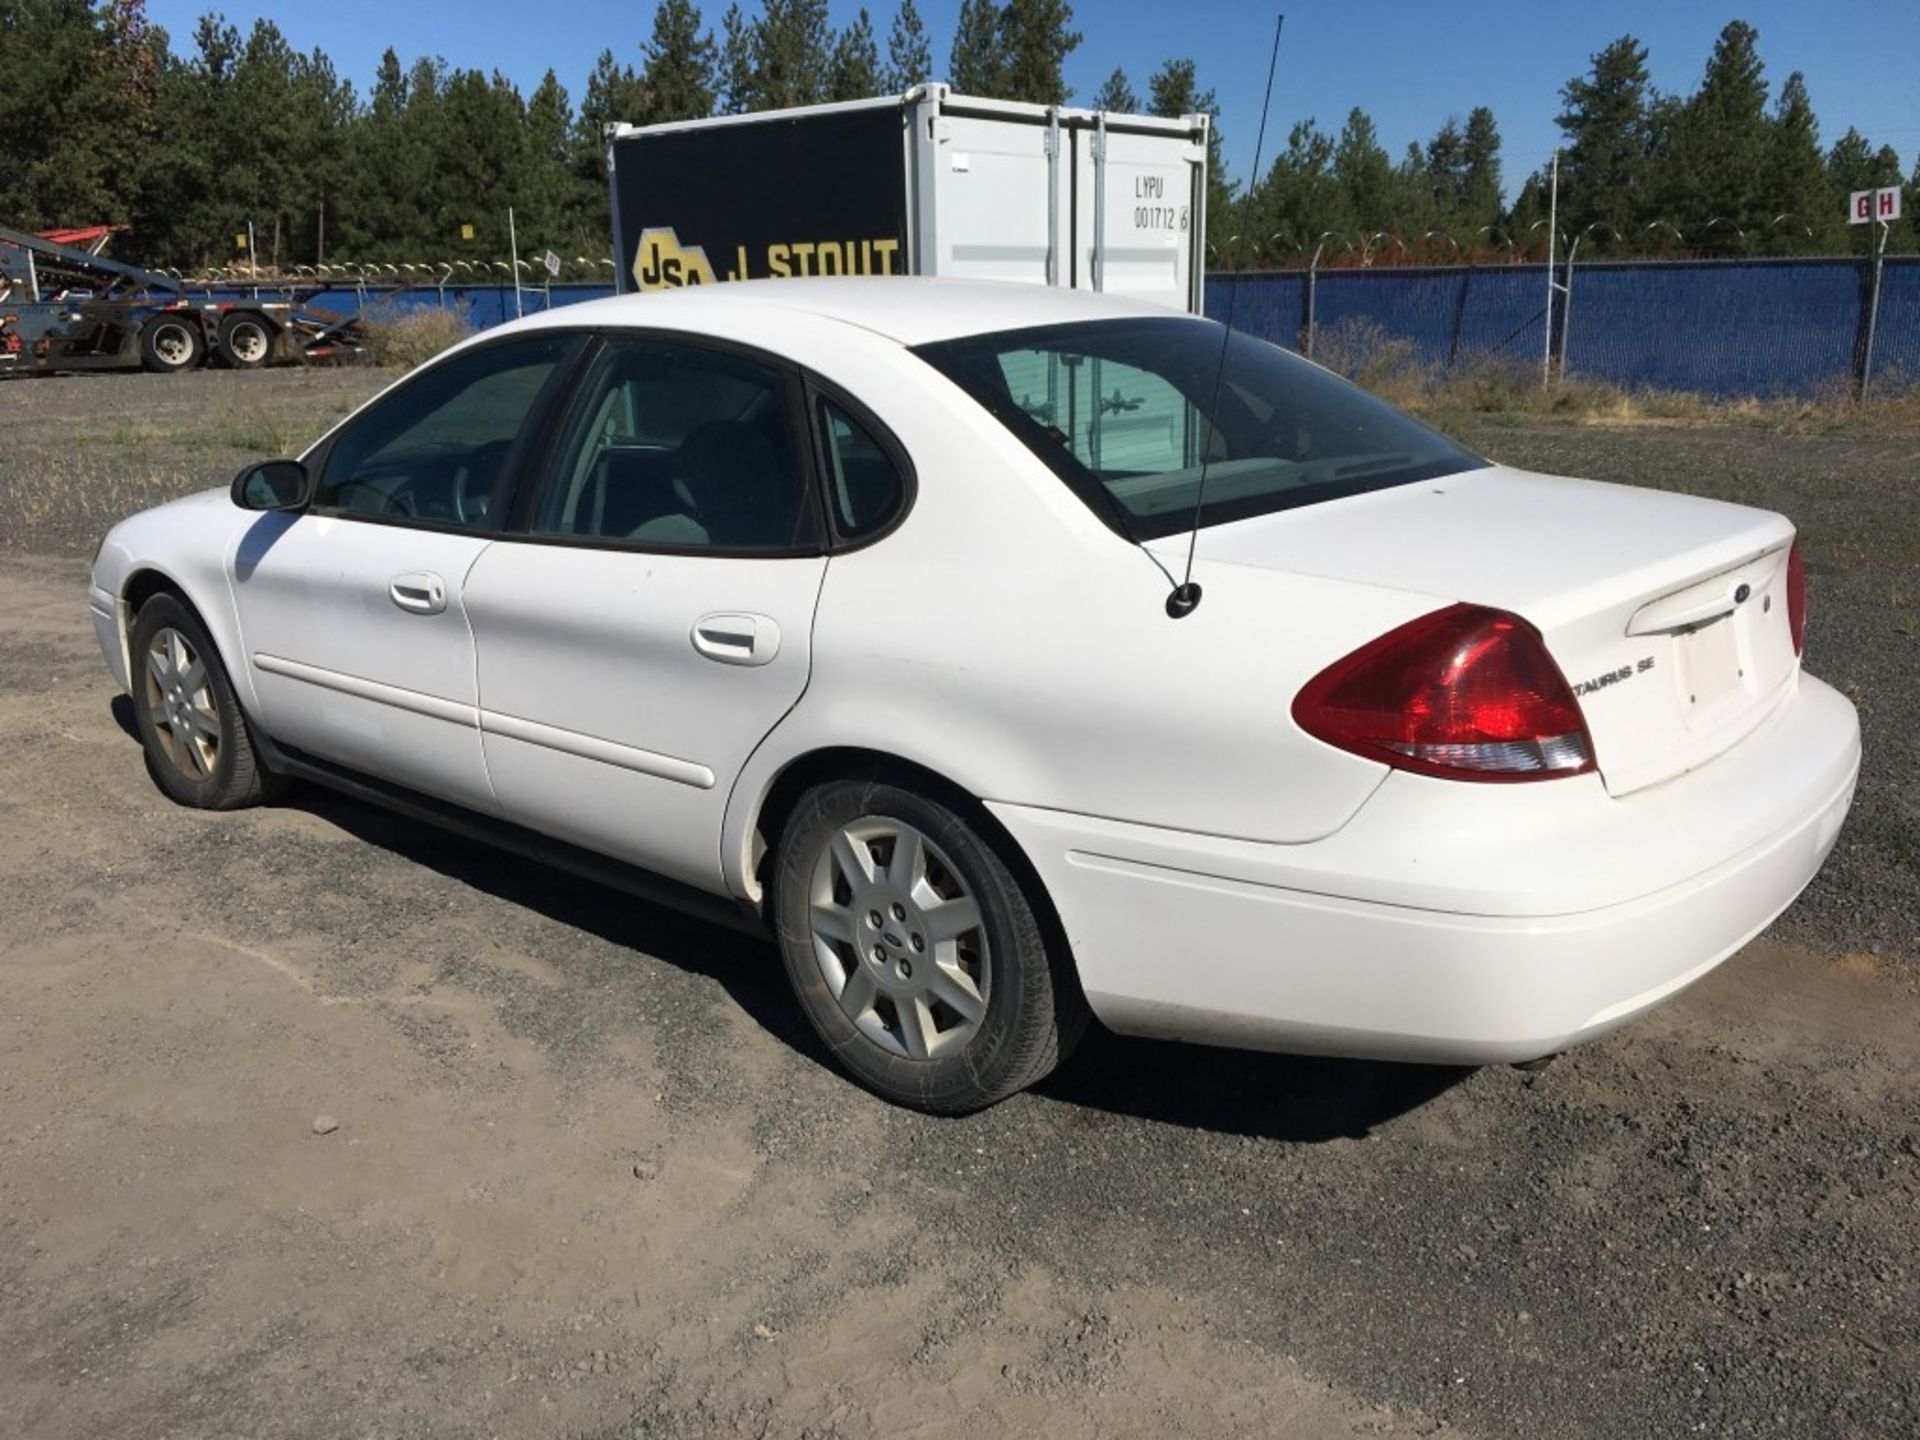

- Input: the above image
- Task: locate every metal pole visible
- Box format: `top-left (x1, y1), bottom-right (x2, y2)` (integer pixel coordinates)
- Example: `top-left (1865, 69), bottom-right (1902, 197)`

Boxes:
top-left (1542, 152), bottom-right (1558, 389)
top-left (247, 220), bottom-right (258, 281)
top-left (24, 244), bottom-right (38, 304)
top-left (1044, 107), bottom-right (1060, 288)
top-left (1304, 263), bottom-right (1316, 357)
top-left (1305, 234), bottom-right (1331, 358)
top-left (1091, 113), bottom-right (1107, 292)
top-left (1860, 219), bottom-right (1889, 399)
top-left (508, 207), bottom-right (524, 319)
top-left (1558, 234), bottom-right (1580, 377)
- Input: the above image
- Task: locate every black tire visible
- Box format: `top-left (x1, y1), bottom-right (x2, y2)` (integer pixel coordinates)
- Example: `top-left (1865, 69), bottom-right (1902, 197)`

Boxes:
top-left (139, 315), bottom-right (205, 374)
top-left (772, 778), bottom-right (1087, 1114)
top-left (128, 593), bottom-right (280, 809)
top-left (215, 311), bottom-right (274, 369)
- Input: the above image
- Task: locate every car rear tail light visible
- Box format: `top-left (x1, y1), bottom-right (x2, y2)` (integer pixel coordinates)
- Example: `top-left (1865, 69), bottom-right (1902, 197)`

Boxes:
top-left (1293, 604), bottom-right (1596, 782)
top-left (1785, 541), bottom-right (1806, 656)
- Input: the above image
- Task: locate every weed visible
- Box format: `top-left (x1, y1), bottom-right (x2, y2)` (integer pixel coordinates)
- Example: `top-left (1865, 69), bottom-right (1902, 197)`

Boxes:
top-left (360, 303), bottom-right (476, 370)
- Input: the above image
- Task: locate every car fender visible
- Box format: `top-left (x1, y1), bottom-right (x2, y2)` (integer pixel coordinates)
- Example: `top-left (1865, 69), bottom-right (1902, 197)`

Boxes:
top-left (93, 489), bottom-right (264, 719)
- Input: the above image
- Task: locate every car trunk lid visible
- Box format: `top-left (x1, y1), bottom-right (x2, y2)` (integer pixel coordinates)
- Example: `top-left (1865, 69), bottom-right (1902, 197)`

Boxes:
top-left (1154, 464), bottom-right (1800, 795)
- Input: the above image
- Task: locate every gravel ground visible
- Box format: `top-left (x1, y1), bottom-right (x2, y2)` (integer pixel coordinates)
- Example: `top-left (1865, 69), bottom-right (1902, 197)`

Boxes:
top-left (0, 372), bottom-right (1916, 1438)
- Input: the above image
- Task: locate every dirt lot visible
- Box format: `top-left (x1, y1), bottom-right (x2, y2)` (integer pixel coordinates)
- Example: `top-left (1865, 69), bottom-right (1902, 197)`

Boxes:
top-left (1, 369), bottom-right (1917, 1439)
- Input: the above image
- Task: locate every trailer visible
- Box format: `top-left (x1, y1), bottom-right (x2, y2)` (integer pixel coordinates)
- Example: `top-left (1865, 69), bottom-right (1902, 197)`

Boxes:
top-left (607, 86), bottom-right (1211, 315)
top-left (0, 223), bottom-right (364, 378)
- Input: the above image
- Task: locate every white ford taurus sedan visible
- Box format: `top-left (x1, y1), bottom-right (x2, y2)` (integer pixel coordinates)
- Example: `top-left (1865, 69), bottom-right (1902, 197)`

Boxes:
top-left (89, 278), bottom-right (1861, 1112)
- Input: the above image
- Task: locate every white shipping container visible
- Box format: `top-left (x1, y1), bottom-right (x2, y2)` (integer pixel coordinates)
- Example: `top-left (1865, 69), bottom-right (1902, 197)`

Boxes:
top-left (607, 86), bottom-right (1210, 314)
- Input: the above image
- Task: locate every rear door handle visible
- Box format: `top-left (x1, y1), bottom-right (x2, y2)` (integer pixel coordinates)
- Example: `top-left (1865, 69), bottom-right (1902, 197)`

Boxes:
top-left (389, 572), bottom-right (447, 615)
top-left (691, 612), bottom-right (780, 667)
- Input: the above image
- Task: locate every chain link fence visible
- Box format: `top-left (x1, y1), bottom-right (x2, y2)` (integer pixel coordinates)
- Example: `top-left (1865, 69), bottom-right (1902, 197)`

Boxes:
top-left (1209, 257), bottom-right (1920, 398)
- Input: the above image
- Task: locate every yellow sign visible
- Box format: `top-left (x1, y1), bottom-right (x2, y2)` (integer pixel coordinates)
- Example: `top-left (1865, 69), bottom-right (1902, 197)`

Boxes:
top-left (632, 227), bottom-right (718, 290)
top-left (460, 223), bottom-right (475, 241)
top-left (234, 232), bottom-right (248, 251)
top-left (631, 226), bottom-right (904, 289)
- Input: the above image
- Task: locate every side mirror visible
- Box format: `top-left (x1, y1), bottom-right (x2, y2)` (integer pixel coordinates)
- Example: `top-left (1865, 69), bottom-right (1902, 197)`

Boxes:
top-left (232, 459), bottom-right (312, 512)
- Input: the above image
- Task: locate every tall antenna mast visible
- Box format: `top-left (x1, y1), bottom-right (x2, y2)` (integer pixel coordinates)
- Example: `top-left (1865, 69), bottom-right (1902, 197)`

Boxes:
top-left (1168, 12), bottom-right (1286, 620)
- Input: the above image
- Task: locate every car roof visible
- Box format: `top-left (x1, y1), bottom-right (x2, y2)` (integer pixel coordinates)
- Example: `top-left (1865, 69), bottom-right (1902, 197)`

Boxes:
top-left (507, 276), bottom-right (1191, 348)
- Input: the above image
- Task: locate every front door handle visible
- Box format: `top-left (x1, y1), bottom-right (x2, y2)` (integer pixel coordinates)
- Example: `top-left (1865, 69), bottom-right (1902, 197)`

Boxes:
top-left (691, 612), bottom-right (780, 667)
top-left (389, 572), bottom-right (447, 615)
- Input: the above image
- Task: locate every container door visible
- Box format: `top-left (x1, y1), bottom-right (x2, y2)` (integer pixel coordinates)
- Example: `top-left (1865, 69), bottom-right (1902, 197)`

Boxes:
top-left (1074, 125), bottom-right (1203, 311)
top-left (924, 114), bottom-right (1065, 286)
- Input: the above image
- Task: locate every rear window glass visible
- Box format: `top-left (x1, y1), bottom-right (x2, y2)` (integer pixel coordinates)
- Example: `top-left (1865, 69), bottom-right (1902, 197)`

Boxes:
top-left (914, 318), bottom-right (1485, 540)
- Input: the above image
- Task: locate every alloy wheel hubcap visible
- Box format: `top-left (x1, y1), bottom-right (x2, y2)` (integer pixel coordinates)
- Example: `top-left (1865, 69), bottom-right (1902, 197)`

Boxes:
top-left (143, 627), bottom-right (219, 778)
top-left (808, 817), bottom-right (989, 1060)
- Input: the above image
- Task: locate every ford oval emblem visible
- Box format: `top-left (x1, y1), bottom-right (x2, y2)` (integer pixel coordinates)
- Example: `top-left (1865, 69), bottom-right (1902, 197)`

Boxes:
top-left (1733, 582), bottom-right (1751, 604)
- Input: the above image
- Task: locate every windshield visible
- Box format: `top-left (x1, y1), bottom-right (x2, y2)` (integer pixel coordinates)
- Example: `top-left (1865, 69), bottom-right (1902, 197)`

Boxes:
top-left (913, 317), bottom-right (1486, 540)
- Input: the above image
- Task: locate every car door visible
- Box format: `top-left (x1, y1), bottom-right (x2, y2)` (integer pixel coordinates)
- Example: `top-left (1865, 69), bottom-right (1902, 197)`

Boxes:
top-left (232, 332), bottom-right (580, 813)
top-left (462, 335), bottom-right (885, 890)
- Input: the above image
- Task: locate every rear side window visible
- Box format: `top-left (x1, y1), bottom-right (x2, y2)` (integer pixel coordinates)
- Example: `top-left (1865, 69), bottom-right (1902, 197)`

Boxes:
top-left (531, 338), bottom-right (815, 551)
top-left (316, 335), bottom-right (572, 528)
top-left (818, 399), bottom-right (905, 540)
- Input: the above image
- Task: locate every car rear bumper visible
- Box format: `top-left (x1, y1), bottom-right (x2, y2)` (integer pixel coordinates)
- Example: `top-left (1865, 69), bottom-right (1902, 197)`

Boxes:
top-left (989, 674), bottom-right (1860, 1064)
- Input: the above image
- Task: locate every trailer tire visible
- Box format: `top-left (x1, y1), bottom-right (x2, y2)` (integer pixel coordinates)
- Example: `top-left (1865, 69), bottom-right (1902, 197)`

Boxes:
top-left (139, 316), bottom-right (204, 374)
top-left (215, 311), bottom-right (274, 370)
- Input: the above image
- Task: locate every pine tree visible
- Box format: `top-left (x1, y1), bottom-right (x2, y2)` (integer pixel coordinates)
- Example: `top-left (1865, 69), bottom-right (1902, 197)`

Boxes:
top-left (1091, 67), bottom-right (1136, 114)
top-left (827, 9), bottom-right (881, 102)
top-left (1460, 107), bottom-right (1502, 236)
top-left (571, 46), bottom-right (646, 227)
top-left (642, 0), bottom-right (717, 123)
top-left (1252, 120), bottom-right (1343, 258)
top-left (1556, 35), bottom-right (1651, 248)
top-left (949, 0), bottom-right (1004, 95)
top-left (717, 4), bottom-right (755, 113)
top-left (1654, 20), bottom-right (1772, 251)
top-left (1423, 117), bottom-right (1466, 233)
top-left (1333, 107), bottom-right (1395, 235)
top-left (756, 0), bottom-right (833, 109)
top-left (882, 0), bottom-right (931, 92)
top-left (1394, 141), bottom-right (1431, 243)
top-left (0, 0), bottom-right (148, 229)
top-left (524, 70), bottom-right (590, 251)
top-left (1765, 72), bottom-right (1834, 253)
top-left (996, 0), bottom-right (1078, 105)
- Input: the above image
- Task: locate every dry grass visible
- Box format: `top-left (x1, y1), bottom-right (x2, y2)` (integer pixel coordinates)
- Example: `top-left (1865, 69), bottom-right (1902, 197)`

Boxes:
top-left (1307, 317), bottom-right (1920, 435)
top-left (0, 368), bottom-right (386, 553)
top-left (360, 303), bottom-right (477, 370)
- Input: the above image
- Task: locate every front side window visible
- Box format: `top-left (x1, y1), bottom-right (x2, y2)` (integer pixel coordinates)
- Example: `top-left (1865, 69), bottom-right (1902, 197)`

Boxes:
top-left (316, 335), bottom-right (573, 527)
top-left (915, 318), bottom-right (1486, 540)
top-left (532, 338), bottom-right (814, 551)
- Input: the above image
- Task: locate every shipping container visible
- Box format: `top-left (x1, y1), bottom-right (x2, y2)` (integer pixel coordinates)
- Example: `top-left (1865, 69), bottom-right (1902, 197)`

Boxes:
top-left (607, 86), bottom-right (1210, 314)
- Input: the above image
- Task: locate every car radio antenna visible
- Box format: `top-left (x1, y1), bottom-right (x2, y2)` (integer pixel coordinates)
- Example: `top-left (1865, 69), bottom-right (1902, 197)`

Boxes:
top-left (1167, 11), bottom-right (1285, 620)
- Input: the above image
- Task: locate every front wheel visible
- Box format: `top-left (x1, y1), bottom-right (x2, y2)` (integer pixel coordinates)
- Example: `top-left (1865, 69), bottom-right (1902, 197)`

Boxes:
top-left (772, 779), bottom-right (1086, 1114)
top-left (128, 594), bottom-right (278, 809)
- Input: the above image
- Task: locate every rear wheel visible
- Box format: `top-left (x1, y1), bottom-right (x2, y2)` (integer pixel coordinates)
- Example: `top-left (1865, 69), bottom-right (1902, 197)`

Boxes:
top-left (215, 311), bottom-right (273, 369)
top-left (139, 315), bottom-right (204, 374)
top-left (128, 594), bottom-right (277, 809)
top-left (772, 779), bottom-right (1086, 1113)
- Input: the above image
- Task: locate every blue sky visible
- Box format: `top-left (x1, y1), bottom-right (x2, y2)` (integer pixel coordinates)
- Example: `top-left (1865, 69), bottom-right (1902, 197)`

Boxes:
top-left (145, 0), bottom-right (1918, 196)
